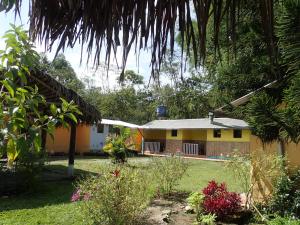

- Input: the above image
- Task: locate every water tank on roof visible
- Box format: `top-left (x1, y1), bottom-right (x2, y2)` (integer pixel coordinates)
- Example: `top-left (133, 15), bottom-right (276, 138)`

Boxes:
top-left (156, 105), bottom-right (167, 118)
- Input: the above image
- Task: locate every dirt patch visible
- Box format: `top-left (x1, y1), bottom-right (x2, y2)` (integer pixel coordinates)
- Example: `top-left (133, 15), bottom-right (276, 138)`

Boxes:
top-left (142, 192), bottom-right (195, 225)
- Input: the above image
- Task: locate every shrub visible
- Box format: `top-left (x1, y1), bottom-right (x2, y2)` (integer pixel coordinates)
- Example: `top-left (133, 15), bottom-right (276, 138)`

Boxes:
top-left (267, 216), bottom-right (300, 225)
top-left (75, 164), bottom-right (153, 225)
top-left (199, 213), bottom-right (217, 225)
top-left (151, 156), bottom-right (188, 196)
top-left (270, 169), bottom-right (300, 218)
top-left (103, 126), bottom-right (133, 163)
top-left (187, 191), bottom-right (205, 221)
top-left (202, 180), bottom-right (241, 219)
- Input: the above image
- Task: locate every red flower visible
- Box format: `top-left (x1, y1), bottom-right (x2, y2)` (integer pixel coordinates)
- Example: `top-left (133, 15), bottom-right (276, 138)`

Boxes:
top-left (112, 169), bottom-right (121, 177)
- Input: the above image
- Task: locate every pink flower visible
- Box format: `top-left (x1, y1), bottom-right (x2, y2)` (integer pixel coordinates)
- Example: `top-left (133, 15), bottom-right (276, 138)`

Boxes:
top-left (71, 189), bottom-right (81, 202)
top-left (83, 193), bottom-right (91, 201)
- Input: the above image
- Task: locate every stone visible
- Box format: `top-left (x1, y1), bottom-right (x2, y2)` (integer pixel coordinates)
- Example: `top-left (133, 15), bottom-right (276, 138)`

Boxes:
top-left (162, 209), bottom-right (172, 215)
top-left (184, 205), bottom-right (194, 214)
top-left (162, 214), bottom-right (170, 223)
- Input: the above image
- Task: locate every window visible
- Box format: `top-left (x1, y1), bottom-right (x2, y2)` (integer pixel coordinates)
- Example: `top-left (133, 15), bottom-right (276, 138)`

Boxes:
top-left (97, 124), bottom-right (104, 133)
top-left (233, 129), bottom-right (242, 138)
top-left (171, 129), bottom-right (178, 137)
top-left (213, 129), bottom-right (221, 138)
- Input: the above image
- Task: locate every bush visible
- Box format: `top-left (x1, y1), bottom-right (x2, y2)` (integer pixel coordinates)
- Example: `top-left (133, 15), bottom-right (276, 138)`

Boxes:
top-left (267, 216), bottom-right (300, 225)
top-left (270, 169), bottom-right (300, 218)
top-left (187, 191), bottom-right (205, 221)
top-left (75, 164), bottom-right (153, 225)
top-left (199, 213), bottom-right (217, 225)
top-left (202, 180), bottom-right (241, 219)
top-left (103, 126), bottom-right (133, 163)
top-left (151, 156), bottom-right (188, 196)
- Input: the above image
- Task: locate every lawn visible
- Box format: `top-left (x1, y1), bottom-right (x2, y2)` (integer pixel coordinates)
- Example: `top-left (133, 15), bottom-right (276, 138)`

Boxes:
top-left (0, 156), bottom-right (243, 225)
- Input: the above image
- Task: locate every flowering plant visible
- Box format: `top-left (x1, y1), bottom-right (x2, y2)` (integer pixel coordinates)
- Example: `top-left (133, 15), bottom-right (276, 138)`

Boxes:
top-left (71, 189), bottom-right (91, 202)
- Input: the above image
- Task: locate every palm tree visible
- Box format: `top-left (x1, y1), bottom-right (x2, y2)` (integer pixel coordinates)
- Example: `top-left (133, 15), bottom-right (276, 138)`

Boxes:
top-left (0, 0), bottom-right (281, 74)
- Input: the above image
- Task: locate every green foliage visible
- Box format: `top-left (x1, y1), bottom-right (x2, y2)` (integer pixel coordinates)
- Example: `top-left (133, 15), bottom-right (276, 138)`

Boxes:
top-left (151, 156), bottom-right (188, 196)
top-left (0, 25), bottom-right (81, 185)
top-left (103, 126), bottom-right (133, 163)
top-left (269, 169), bottom-right (300, 218)
top-left (267, 216), bottom-right (300, 225)
top-left (117, 70), bottom-right (144, 86)
top-left (198, 213), bottom-right (217, 225)
top-left (225, 151), bottom-right (252, 207)
top-left (39, 53), bottom-right (85, 93)
top-left (187, 191), bottom-right (205, 221)
top-left (76, 164), bottom-right (153, 225)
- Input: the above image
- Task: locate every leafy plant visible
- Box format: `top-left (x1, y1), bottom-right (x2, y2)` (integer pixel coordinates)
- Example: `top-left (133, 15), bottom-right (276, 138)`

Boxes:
top-left (267, 216), bottom-right (300, 225)
top-left (76, 164), bottom-right (153, 225)
top-left (0, 25), bottom-right (81, 190)
top-left (202, 180), bottom-right (241, 219)
top-left (187, 191), bottom-right (205, 221)
top-left (225, 150), bottom-right (252, 208)
top-left (103, 126), bottom-right (134, 163)
top-left (270, 169), bottom-right (300, 218)
top-left (198, 213), bottom-right (217, 225)
top-left (151, 155), bottom-right (188, 196)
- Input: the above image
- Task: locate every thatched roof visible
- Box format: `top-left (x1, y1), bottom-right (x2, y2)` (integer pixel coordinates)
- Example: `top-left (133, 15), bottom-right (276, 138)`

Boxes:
top-left (0, 0), bottom-right (277, 76)
top-left (28, 70), bottom-right (101, 124)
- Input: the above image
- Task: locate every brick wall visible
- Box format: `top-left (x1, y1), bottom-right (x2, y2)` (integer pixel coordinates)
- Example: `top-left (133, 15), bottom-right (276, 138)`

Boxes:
top-left (165, 139), bottom-right (183, 154)
top-left (206, 141), bottom-right (250, 157)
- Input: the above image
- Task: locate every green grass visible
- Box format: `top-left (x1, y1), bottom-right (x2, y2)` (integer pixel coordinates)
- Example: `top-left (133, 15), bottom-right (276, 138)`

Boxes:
top-left (0, 156), bottom-right (243, 225)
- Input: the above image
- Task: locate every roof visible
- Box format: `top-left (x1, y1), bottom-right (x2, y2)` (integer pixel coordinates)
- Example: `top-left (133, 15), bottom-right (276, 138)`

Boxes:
top-left (142, 118), bottom-right (249, 130)
top-left (28, 70), bottom-right (101, 124)
top-left (101, 119), bottom-right (141, 128)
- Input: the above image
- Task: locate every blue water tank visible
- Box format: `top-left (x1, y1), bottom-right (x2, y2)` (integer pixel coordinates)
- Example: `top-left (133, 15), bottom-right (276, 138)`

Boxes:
top-left (156, 105), bottom-right (167, 118)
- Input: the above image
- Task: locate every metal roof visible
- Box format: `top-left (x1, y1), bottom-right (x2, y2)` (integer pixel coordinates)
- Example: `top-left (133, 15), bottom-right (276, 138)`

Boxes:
top-left (215, 79), bottom-right (279, 112)
top-left (101, 119), bottom-right (142, 128)
top-left (142, 118), bottom-right (249, 130)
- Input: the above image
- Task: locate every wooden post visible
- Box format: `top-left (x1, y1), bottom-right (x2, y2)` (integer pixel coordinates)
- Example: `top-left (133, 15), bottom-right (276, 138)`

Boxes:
top-left (68, 123), bottom-right (76, 177)
top-left (41, 129), bottom-right (47, 153)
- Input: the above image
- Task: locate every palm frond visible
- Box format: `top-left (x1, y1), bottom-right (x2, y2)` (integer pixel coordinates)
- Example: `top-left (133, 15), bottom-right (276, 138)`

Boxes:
top-left (1, 0), bottom-right (278, 76)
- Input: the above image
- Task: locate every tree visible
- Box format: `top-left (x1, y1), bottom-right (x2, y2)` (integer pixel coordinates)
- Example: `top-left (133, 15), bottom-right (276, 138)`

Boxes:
top-left (40, 54), bottom-right (85, 93)
top-left (0, 26), bottom-right (80, 168)
top-left (117, 70), bottom-right (144, 87)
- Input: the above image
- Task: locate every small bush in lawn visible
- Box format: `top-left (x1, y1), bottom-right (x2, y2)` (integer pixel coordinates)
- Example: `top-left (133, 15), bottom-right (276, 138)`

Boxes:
top-left (74, 164), bottom-right (153, 225)
top-left (151, 155), bottom-right (188, 196)
top-left (202, 180), bottom-right (241, 219)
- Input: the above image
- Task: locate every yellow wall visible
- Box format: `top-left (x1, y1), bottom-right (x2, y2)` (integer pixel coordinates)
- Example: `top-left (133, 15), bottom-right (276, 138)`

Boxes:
top-left (46, 124), bottom-right (91, 154)
top-left (166, 129), bottom-right (183, 140)
top-left (143, 129), bottom-right (166, 140)
top-left (207, 129), bottom-right (251, 142)
top-left (250, 135), bottom-right (300, 169)
top-left (182, 129), bottom-right (207, 141)
top-left (46, 127), bottom-right (70, 153)
top-left (76, 124), bottom-right (91, 153)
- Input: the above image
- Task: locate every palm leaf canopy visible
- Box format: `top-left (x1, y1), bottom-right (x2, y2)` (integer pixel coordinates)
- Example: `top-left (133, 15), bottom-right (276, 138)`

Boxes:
top-left (0, 0), bottom-right (277, 76)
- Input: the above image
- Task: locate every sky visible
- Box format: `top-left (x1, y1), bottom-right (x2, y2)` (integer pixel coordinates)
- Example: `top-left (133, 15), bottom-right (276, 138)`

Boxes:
top-left (0, 1), bottom-right (156, 89)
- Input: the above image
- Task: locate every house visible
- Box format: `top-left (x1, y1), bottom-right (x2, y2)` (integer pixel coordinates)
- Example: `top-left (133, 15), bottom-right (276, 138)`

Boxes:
top-left (46, 119), bottom-right (142, 155)
top-left (215, 80), bottom-right (300, 201)
top-left (141, 115), bottom-right (251, 158)
top-left (215, 80), bottom-right (300, 169)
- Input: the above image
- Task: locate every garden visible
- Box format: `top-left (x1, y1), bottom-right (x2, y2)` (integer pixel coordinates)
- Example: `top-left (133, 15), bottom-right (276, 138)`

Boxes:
top-left (1, 0), bottom-right (300, 225)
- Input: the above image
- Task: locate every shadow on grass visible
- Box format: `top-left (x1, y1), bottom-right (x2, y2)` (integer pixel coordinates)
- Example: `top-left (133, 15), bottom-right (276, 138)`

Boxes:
top-left (0, 164), bottom-right (97, 212)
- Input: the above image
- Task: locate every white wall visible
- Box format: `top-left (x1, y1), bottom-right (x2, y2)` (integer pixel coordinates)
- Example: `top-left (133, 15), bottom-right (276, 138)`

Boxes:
top-left (89, 124), bottom-right (109, 151)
